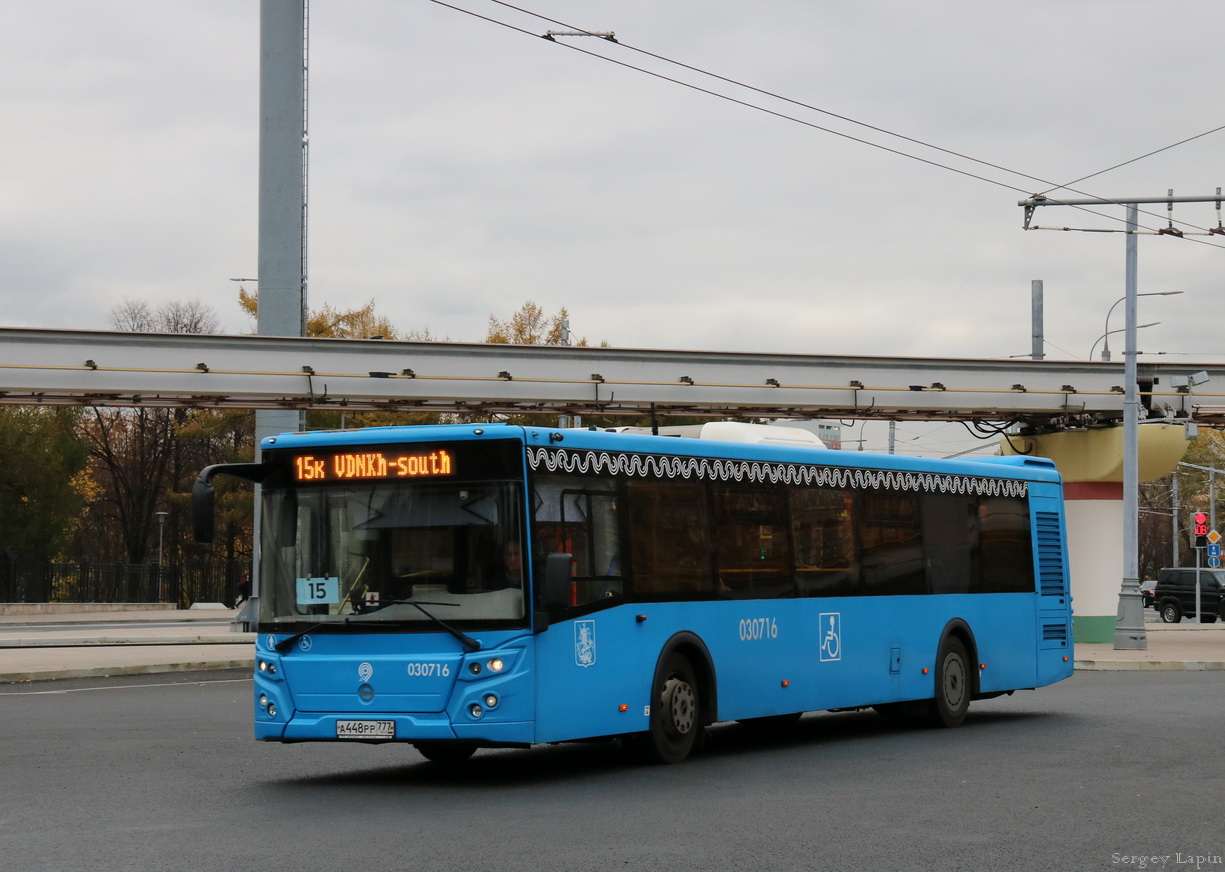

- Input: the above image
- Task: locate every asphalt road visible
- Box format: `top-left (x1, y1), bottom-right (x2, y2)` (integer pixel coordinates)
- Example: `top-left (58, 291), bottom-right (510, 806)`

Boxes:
top-left (1, 670), bottom-right (1222, 872)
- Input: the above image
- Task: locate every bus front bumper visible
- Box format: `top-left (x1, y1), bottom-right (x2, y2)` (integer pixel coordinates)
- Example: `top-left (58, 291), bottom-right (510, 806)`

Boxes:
top-left (257, 712), bottom-right (534, 745)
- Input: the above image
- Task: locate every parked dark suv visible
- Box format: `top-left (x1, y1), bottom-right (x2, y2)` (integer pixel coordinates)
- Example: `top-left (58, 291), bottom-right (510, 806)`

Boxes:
top-left (1153, 567), bottom-right (1225, 623)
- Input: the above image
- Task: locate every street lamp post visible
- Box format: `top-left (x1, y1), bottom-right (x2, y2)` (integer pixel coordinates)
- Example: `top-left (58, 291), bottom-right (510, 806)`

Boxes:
top-left (1098, 291), bottom-right (1183, 361)
top-left (155, 511), bottom-right (168, 599)
top-left (1090, 322), bottom-right (1159, 362)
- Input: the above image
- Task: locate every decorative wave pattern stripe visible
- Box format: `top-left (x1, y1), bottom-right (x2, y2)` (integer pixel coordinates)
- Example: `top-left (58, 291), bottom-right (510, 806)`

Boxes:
top-left (527, 447), bottom-right (1028, 498)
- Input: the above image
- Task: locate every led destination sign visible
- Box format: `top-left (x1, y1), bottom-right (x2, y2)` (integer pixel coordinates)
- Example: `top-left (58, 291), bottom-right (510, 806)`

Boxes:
top-left (292, 449), bottom-right (454, 482)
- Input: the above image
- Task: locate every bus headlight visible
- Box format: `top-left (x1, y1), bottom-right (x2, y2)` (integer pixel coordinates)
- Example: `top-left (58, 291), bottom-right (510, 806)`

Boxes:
top-left (487, 657), bottom-right (505, 673)
top-left (484, 694), bottom-right (498, 708)
top-left (469, 704), bottom-right (484, 719)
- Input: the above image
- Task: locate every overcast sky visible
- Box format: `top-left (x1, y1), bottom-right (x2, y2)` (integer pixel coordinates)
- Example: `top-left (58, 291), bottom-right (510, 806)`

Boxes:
top-left (1, 1), bottom-right (1222, 454)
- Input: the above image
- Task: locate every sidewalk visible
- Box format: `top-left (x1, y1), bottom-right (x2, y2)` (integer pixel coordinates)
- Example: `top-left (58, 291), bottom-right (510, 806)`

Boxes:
top-left (0, 607), bottom-right (1222, 683)
top-left (1073, 621), bottom-right (1225, 671)
top-left (0, 606), bottom-right (256, 683)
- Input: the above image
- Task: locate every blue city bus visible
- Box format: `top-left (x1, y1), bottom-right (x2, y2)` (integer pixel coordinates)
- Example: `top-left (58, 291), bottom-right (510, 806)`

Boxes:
top-left (193, 422), bottom-right (1073, 764)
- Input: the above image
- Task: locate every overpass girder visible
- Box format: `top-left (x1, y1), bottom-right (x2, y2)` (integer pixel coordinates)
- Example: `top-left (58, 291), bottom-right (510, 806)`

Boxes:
top-left (0, 327), bottom-right (1216, 424)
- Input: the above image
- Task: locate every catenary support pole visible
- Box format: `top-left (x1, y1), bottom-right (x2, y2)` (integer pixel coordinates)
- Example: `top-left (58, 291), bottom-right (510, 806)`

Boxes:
top-left (1115, 203), bottom-right (1147, 650)
top-left (1172, 472), bottom-right (1180, 568)
top-left (1031, 280), bottom-right (1044, 361)
top-left (248, 0), bottom-right (308, 624)
top-left (256, 0), bottom-right (307, 442)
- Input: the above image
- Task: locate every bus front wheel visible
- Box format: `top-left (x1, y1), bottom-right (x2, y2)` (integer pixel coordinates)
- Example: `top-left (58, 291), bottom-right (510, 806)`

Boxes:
top-left (932, 637), bottom-right (970, 728)
top-left (637, 652), bottom-right (703, 764)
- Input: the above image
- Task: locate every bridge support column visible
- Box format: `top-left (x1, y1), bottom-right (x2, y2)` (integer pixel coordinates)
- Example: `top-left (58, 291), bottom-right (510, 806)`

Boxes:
top-left (1003, 423), bottom-right (1190, 643)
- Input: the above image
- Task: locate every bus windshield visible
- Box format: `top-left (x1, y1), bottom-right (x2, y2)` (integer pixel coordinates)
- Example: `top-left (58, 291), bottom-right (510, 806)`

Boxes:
top-left (258, 476), bottom-right (527, 631)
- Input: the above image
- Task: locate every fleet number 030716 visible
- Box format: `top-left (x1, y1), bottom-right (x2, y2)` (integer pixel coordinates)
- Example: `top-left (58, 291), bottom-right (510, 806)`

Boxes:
top-left (739, 617), bottom-right (778, 641)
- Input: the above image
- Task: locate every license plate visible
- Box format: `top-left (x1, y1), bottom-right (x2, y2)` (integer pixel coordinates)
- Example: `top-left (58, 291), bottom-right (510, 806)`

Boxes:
top-left (336, 720), bottom-right (395, 739)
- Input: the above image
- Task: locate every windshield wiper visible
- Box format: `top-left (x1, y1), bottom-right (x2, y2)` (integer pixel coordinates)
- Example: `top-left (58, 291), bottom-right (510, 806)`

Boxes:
top-left (273, 618), bottom-right (349, 653)
top-left (372, 600), bottom-right (481, 651)
top-left (271, 601), bottom-right (481, 654)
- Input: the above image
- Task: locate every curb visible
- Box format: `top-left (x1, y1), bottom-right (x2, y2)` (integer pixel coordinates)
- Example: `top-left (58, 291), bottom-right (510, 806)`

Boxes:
top-left (0, 615), bottom-right (241, 628)
top-left (0, 636), bottom-right (256, 647)
top-left (1074, 660), bottom-right (1225, 672)
top-left (0, 603), bottom-right (180, 617)
top-left (0, 658), bottom-right (254, 684)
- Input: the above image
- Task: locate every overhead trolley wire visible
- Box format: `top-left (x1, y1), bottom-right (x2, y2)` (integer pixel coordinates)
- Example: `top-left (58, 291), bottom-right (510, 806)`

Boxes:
top-left (431, 0), bottom-right (1225, 247)
top-left (499, 0), bottom-right (1225, 242)
top-left (425, 0), bottom-right (1021, 193)
top-left (486, 0), bottom-right (1045, 188)
top-left (1039, 123), bottom-right (1225, 196)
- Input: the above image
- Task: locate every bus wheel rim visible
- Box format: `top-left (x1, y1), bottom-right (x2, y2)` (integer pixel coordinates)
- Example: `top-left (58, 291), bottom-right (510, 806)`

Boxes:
top-left (663, 677), bottom-right (696, 736)
top-left (942, 653), bottom-right (966, 709)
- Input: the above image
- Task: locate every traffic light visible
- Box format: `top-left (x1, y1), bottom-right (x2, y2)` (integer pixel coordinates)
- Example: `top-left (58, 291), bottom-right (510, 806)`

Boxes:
top-left (1190, 511), bottom-right (1209, 549)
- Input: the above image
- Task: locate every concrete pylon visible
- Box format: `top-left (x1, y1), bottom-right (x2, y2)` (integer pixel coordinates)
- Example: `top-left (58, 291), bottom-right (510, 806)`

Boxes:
top-left (1002, 423), bottom-right (1190, 642)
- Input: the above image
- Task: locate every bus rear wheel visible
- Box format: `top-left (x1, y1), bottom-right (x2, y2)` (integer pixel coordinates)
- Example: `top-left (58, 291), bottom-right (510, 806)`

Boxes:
top-left (932, 637), bottom-right (970, 728)
top-left (637, 652), bottom-right (703, 764)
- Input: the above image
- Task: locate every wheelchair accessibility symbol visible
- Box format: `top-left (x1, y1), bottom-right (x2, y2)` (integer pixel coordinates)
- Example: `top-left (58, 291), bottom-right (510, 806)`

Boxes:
top-left (819, 612), bottom-right (841, 662)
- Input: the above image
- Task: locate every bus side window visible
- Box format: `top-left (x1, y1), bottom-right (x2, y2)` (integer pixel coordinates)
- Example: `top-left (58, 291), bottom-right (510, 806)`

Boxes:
top-left (924, 493), bottom-right (978, 595)
top-left (790, 486), bottom-right (860, 597)
top-left (531, 475), bottom-right (626, 609)
top-left (859, 492), bottom-right (926, 596)
top-left (626, 480), bottom-right (712, 599)
top-left (977, 495), bottom-right (1034, 593)
top-left (560, 490), bottom-right (624, 605)
top-left (713, 486), bottom-right (794, 599)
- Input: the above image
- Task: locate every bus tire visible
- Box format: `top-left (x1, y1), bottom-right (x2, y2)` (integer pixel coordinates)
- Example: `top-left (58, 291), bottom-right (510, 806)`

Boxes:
top-left (640, 652), bottom-right (703, 764)
top-left (931, 636), bottom-right (970, 728)
top-left (414, 742), bottom-right (477, 764)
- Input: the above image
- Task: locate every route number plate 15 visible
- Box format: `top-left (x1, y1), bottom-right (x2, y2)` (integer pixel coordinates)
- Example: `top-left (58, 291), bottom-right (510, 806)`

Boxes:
top-left (336, 720), bottom-right (394, 739)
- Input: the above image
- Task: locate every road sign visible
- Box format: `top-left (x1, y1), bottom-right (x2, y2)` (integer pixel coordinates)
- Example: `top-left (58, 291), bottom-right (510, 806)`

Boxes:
top-left (1210, 557), bottom-right (1222, 568)
top-left (1209, 543), bottom-right (1222, 558)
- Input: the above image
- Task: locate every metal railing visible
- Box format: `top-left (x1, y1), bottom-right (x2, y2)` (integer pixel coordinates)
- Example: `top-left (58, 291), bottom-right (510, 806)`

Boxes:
top-left (1, 560), bottom-right (250, 608)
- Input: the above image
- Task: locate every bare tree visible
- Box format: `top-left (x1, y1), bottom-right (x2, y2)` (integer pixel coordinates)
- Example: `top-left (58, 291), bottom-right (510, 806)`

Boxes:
top-left (80, 300), bottom-right (229, 564)
top-left (110, 298), bottom-right (219, 334)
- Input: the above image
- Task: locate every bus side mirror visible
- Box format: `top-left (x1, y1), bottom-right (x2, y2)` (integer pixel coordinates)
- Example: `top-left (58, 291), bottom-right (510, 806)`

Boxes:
top-left (191, 462), bottom-right (270, 545)
top-left (191, 476), bottom-right (216, 544)
top-left (542, 552), bottom-right (573, 609)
